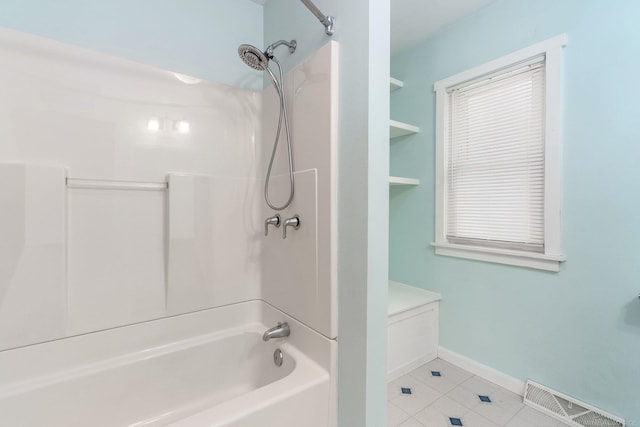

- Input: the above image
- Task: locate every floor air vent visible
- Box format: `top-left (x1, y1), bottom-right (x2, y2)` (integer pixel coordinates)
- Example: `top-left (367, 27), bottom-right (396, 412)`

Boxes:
top-left (524, 380), bottom-right (625, 427)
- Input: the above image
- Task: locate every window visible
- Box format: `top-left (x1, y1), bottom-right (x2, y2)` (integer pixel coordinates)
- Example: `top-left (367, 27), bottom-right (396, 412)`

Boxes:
top-left (433, 35), bottom-right (567, 271)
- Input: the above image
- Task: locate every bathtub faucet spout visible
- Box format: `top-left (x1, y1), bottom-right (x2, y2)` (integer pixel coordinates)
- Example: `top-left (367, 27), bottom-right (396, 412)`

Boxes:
top-left (262, 322), bottom-right (290, 341)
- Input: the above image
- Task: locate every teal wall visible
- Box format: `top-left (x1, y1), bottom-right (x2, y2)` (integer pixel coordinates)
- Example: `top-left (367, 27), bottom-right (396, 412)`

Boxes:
top-left (390, 0), bottom-right (640, 422)
top-left (0, 0), bottom-right (263, 89)
top-left (265, 1), bottom-right (390, 426)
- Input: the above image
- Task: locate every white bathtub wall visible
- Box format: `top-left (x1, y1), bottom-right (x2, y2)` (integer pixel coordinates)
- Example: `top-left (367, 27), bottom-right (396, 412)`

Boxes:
top-left (207, 176), bottom-right (263, 302)
top-left (167, 173), bottom-right (265, 316)
top-left (261, 41), bottom-right (338, 339)
top-left (0, 28), bottom-right (262, 349)
top-left (0, 164), bottom-right (67, 349)
top-left (261, 169), bottom-right (318, 322)
top-left (167, 174), bottom-right (214, 315)
top-left (67, 187), bottom-right (167, 335)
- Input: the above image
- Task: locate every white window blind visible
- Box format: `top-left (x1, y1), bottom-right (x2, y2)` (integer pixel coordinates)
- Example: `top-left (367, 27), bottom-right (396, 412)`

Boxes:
top-left (446, 58), bottom-right (546, 253)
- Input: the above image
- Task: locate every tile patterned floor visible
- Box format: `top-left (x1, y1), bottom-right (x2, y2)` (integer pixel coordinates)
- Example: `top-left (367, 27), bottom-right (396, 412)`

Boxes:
top-left (388, 359), bottom-right (566, 427)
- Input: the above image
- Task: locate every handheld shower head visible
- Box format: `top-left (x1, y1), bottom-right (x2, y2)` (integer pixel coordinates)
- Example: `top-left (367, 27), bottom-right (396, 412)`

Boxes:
top-left (238, 44), bottom-right (279, 90)
top-left (238, 44), bottom-right (269, 71)
top-left (237, 39), bottom-right (297, 211)
top-left (238, 40), bottom-right (297, 72)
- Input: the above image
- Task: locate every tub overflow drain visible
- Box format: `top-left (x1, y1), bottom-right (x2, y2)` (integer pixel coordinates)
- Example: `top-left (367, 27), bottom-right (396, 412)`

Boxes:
top-left (273, 348), bottom-right (284, 367)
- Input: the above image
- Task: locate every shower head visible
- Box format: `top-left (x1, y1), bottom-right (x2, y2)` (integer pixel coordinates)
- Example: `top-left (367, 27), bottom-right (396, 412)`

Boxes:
top-left (238, 40), bottom-right (297, 72)
top-left (238, 44), bottom-right (269, 71)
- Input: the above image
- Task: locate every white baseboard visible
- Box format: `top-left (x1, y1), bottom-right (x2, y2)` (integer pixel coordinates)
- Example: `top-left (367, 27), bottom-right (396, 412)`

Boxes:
top-left (438, 346), bottom-right (525, 396)
top-left (387, 352), bottom-right (438, 382)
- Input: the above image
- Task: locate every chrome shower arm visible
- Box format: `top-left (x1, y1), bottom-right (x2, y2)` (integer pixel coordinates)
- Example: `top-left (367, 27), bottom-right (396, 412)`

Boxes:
top-left (266, 39), bottom-right (297, 57)
top-left (300, 0), bottom-right (335, 36)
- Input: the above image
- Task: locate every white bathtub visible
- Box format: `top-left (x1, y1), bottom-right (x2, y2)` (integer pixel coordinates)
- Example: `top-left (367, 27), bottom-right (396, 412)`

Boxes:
top-left (0, 300), bottom-right (335, 427)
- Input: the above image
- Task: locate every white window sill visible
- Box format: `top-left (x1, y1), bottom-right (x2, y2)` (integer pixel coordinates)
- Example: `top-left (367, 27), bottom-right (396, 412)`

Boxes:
top-left (431, 242), bottom-right (566, 272)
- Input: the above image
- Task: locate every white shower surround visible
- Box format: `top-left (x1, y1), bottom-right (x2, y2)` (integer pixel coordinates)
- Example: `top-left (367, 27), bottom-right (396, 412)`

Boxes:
top-left (0, 27), bottom-right (263, 348)
top-left (0, 26), bottom-right (338, 427)
top-left (261, 41), bottom-right (339, 340)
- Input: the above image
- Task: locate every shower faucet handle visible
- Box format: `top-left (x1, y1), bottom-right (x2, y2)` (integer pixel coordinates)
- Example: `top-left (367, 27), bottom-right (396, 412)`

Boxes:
top-left (282, 215), bottom-right (301, 239)
top-left (264, 214), bottom-right (281, 236)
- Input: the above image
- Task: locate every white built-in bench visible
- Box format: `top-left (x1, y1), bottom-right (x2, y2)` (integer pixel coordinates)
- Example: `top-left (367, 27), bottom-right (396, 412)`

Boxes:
top-left (387, 281), bottom-right (441, 381)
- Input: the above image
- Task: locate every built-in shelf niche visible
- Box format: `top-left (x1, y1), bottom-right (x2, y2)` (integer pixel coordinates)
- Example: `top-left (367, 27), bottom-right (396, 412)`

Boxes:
top-left (389, 77), bottom-right (420, 188)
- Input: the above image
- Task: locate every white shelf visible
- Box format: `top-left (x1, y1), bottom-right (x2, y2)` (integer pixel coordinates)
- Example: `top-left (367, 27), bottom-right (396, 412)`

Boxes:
top-left (390, 120), bottom-right (419, 139)
top-left (389, 78), bottom-right (418, 188)
top-left (389, 176), bottom-right (420, 186)
top-left (390, 77), bottom-right (404, 92)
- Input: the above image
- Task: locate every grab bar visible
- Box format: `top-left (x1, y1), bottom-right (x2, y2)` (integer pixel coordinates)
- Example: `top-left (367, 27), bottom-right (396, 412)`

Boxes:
top-left (66, 178), bottom-right (168, 191)
top-left (300, 0), bottom-right (335, 36)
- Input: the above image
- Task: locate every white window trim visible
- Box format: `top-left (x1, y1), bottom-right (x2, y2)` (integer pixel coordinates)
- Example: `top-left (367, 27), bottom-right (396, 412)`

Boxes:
top-left (433, 34), bottom-right (568, 272)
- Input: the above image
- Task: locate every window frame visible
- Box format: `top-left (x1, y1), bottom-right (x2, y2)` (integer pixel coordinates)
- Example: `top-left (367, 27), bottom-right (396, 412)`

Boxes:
top-left (433, 35), bottom-right (567, 272)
